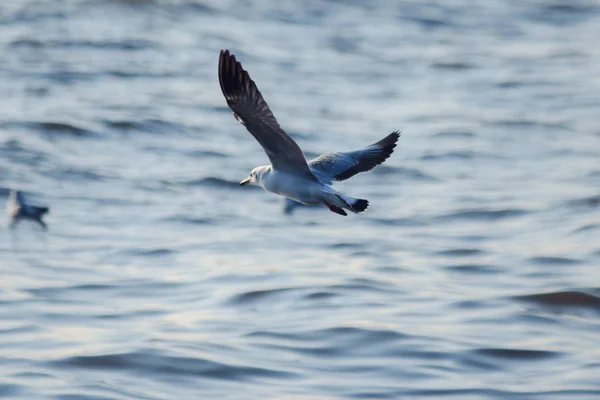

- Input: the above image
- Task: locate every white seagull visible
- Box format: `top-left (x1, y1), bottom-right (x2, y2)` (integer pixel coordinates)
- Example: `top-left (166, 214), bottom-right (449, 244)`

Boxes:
top-left (7, 190), bottom-right (49, 230)
top-left (219, 50), bottom-right (400, 216)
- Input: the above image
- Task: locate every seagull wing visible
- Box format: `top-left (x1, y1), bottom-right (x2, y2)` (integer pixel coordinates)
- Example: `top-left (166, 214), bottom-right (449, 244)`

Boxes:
top-left (219, 50), bottom-right (316, 180)
top-left (309, 131), bottom-right (400, 184)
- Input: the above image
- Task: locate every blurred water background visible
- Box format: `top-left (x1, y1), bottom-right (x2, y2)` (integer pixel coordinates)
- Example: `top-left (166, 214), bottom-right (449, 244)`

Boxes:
top-left (1, 0), bottom-right (599, 399)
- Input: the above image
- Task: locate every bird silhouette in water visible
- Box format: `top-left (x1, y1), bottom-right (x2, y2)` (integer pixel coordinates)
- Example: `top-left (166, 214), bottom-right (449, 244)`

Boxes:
top-left (7, 190), bottom-right (49, 230)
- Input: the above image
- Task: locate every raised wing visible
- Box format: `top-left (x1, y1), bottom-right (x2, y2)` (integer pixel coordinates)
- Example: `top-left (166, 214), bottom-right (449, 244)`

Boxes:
top-left (309, 131), bottom-right (400, 184)
top-left (219, 50), bottom-right (316, 179)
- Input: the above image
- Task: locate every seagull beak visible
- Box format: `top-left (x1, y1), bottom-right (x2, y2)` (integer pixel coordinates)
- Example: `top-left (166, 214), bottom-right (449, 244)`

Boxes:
top-left (239, 177), bottom-right (251, 186)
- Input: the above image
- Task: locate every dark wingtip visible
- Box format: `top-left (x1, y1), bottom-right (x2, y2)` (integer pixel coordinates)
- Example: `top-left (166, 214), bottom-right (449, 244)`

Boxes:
top-left (218, 49), bottom-right (235, 98)
top-left (352, 199), bottom-right (369, 213)
top-left (218, 49), bottom-right (241, 97)
top-left (375, 130), bottom-right (401, 160)
top-left (364, 130), bottom-right (401, 165)
top-left (376, 131), bottom-right (401, 150)
top-left (218, 49), bottom-right (256, 109)
top-left (219, 49), bottom-right (232, 62)
top-left (333, 131), bottom-right (400, 181)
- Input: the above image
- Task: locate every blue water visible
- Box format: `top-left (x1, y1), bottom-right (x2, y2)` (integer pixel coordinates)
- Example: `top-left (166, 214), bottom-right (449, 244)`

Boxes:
top-left (1, 1), bottom-right (599, 399)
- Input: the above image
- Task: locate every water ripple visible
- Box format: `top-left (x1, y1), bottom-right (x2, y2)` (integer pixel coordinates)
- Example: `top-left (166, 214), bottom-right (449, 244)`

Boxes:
top-left (445, 264), bottom-right (500, 274)
top-left (172, 177), bottom-right (260, 190)
top-left (10, 38), bottom-right (158, 50)
top-left (437, 208), bottom-right (530, 222)
top-left (472, 347), bottom-right (562, 362)
top-left (0, 384), bottom-right (21, 397)
top-left (435, 248), bottom-right (485, 257)
top-left (229, 287), bottom-right (300, 306)
top-left (102, 119), bottom-right (186, 135)
top-left (162, 215), bottom-right (216, 226)
top-left (518, 290), bottom-right (600, 312)
top-left (567, 194), bottom-right (600, 209)
top-left (1, 121), bottom-right (97, 138)
top-left (49, 351), bottom-right (295, 380)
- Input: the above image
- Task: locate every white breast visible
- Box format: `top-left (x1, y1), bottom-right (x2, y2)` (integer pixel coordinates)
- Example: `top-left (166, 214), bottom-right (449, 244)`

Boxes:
top-left (262, 170), bottom-right (326, 205)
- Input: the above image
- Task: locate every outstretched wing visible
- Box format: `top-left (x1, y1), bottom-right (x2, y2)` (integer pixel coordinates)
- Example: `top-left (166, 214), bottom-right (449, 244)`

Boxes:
top-left (309, 131), bottom-right (400, 184)
top-left (219, 50), bottom-right (316, 179)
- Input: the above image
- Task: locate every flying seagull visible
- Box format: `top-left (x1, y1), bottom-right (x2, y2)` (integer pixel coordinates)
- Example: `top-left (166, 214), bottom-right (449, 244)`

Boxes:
top-left (218, 49), bottom-right (400, 216)
top-left (7, 190), bottom-right (49, 230)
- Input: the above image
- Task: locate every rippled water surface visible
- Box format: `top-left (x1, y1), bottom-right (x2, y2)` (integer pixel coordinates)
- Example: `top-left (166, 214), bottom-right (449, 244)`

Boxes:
top-left (1, 1), bottom-right (600, 399)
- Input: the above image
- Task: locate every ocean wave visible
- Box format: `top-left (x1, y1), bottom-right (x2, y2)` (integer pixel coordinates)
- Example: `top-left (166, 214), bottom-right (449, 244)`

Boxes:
top-left (49, 351), bottom-right (295, 380)
top-left (529, 256), bottom-right (582, 266)
top-left (1, 121), bottom-right (97, 138)
top-left (518, 290), bottom-right (600, 312)
top-left (103, 119), bottom-right (186, 134)
top-left (10, 38), bottom-right (157, 50)
top-left (172, 177), bottom-right (261, 190)
top-left (436, 208), bottom-right (529, 222)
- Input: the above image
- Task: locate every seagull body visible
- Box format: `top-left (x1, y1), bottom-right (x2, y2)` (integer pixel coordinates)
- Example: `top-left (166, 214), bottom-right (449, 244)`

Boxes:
top-left (219, 50), bottom-right (400, 216)
top-left (7, 190), bottom-right (49, 230)
top-left (245, 165), bottom-right (360, 215)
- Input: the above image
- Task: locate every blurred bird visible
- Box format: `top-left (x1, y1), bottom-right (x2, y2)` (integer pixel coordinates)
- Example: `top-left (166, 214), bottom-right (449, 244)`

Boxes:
top-left (219, 49), bottom-right (401, 216)
top-left (7, 190), bottom-right (49, 230)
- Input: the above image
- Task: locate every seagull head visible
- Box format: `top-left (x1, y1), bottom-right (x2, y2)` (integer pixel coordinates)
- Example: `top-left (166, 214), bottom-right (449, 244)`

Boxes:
top-left (240, 166), bottom-right (269, 186)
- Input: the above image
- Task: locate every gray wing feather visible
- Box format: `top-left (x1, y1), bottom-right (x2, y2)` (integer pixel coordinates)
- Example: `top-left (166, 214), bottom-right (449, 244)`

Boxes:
top-left (309, 131), bottom-right (400, 184)
top-left (219, 50), bottom-right (316, 180)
